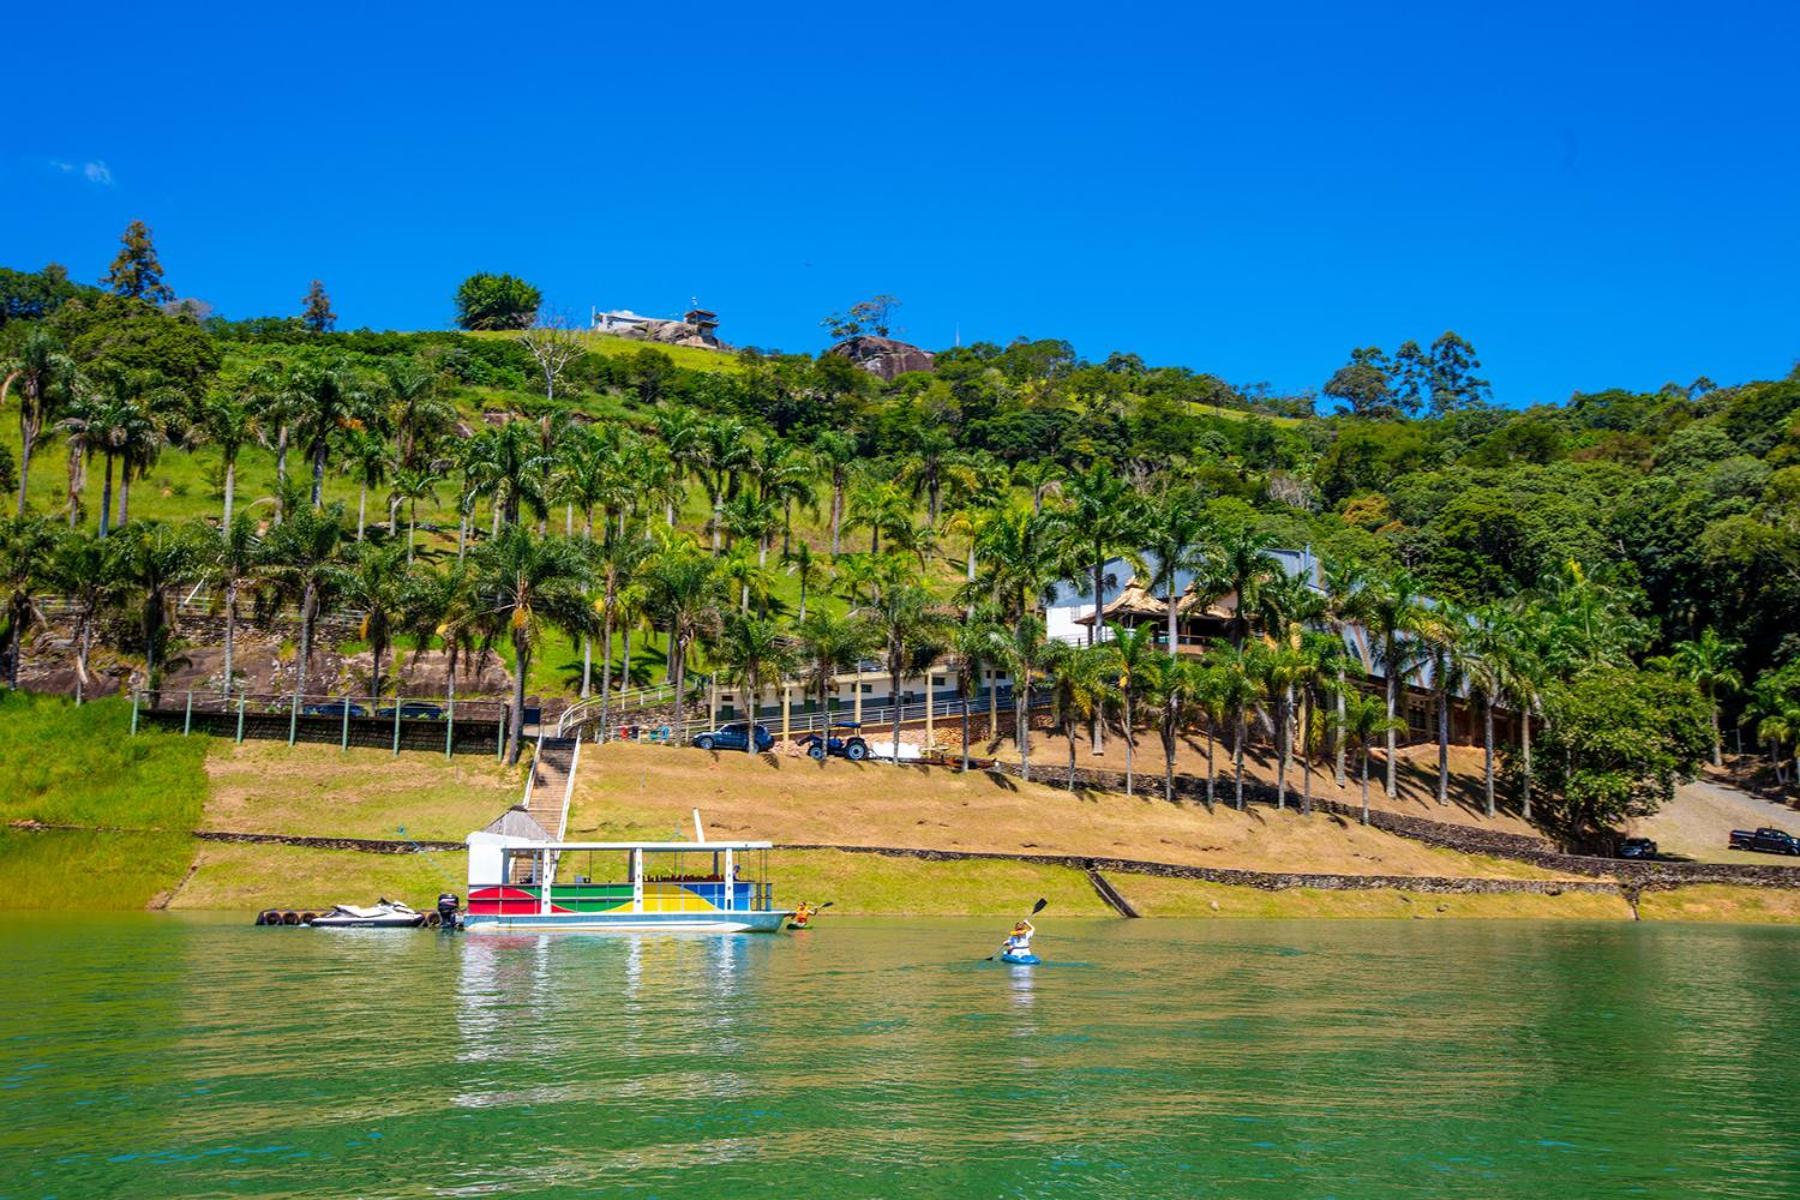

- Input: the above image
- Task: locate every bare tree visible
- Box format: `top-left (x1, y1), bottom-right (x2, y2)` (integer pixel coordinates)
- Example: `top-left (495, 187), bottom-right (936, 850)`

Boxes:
top-left (519, 310), bottom-right (584, 402)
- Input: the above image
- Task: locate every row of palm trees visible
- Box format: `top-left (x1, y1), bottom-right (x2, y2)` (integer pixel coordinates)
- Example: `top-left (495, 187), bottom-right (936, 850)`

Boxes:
top-left (2, 342), bottom-right (1748, 817)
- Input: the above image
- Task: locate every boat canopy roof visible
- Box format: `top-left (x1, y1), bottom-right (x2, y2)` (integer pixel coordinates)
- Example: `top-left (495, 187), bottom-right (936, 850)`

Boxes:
top-left (469, 836), bottom-right (774, 853)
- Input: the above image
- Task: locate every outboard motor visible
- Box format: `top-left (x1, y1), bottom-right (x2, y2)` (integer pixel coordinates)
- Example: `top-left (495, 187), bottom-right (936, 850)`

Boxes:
top-left (436, 893), bottom-right (461, 931)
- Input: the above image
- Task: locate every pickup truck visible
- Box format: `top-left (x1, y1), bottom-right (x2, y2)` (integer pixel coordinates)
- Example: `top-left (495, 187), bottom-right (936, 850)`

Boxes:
top-left (1728, 827), bottom-right (1800, 856)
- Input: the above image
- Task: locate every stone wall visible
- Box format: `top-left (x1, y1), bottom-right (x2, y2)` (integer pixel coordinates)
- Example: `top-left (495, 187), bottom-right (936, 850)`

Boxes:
top-left (983, 761), bottom-right (1800, 890)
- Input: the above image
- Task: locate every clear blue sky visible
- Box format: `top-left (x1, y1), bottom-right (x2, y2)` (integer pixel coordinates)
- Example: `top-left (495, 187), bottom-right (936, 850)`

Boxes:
top-left (5, 1), bottom-right (1796, 406)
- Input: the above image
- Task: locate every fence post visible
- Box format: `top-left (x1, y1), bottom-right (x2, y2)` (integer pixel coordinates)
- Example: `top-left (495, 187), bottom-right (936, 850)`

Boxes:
top-left (445, 697), bottom-right (454, 760)
top-left (183, 690), bottom-right (193, 736)
top-left (130, 689), bottom-right (140, 736)
top-left (341, 695), bottom-right (350, 752)
top-left (392, 695), bottom-right (403, 756)
top-left (496, 708), bottom-right (504, 761)
top-left (236, 694), bottom-right (246, 744)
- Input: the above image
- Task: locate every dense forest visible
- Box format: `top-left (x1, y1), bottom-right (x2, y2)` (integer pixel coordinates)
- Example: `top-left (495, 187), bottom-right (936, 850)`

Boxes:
top-left (3, 222), bottom-right (1798, 841)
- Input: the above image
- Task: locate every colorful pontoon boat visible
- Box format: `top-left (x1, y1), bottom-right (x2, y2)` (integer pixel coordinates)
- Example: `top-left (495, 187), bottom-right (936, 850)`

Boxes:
top-left (462, 830), bottom-right (792, 933)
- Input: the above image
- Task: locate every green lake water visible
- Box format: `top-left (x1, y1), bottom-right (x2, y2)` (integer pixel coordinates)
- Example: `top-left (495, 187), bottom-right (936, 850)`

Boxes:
top-left (2, 916), bottom-right (1797, 1199)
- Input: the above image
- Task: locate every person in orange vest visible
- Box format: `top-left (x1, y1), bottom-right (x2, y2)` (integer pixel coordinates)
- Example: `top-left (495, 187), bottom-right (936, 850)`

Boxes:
top-left (791, 900), bottom-right (819, 929)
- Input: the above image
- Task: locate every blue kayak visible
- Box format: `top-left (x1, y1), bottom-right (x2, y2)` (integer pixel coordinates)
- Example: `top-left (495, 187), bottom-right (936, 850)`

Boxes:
top-left (1000, 952), bottom-right (1040, 965)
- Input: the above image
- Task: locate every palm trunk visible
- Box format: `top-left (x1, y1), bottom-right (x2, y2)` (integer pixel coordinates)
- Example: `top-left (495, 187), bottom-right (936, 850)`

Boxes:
top-left (830, 481), bottom-right (842, 556)
top-left (75, 619), bottom-right (92, 704)
top-left (1436, 689), bottom-right (1449, 805)
top-left (1275, 694), bottom-right (1288, 810)
top-left (890, 660), bottom-right (903, 762)
top-left (1360, 749), bottom-right (1371, 824)
top-left (1483, 693), bottom-right (1496, 818)
top-left (1066, 720), bottom-right (1078, 791)
top-left (1301, 692), bottom-right (1314, 816)
top-left (1385, 673), bottom-right (1398, 799)
top-left (98, 455), bottom-right (115, 539)
top-left (1205, 722), bottom-right (1216, 809)
top-left (1234, 707), bottom-right (1246, 811)
top-left (311, 443), bottom-right (326, 507)
top-left (295, 584), bottom-right (315, 715)
top-left (371, 640), bottom-right (385, 701)
top-left (356, 483), bottom-right (368, 541)
top-left (222, 457), bottom-right (236, 529)
top-left (1710, 699), bottom-right (1722, 767)
top-left (507, 633), bottom-right (528, 764)
top-left (65, 443), bottom-right (83, 528)
top-left (1123, 691), bottom-right (1133, 797)
top-left (598, 605), bottom-right (614, 741)
top-left (745, 668), bottom-right (759, 755)
top-left (1167, 573), bottom-right (1179, 651)
top-left (1163, 716), bottom-right (1177, 805)
top-left (16, 424), bottom-right (35, 517)
top-left (1089, 558), bottom-right (1104, 756)
top-left (1016, 671), bottom-right (1030, 783)
top-left (671, 638), bottom-right (687, 742)
top-left (1521, 709), bottom-right (1533, 820)
top-left (223, 580), bottom-right (238, 700)
top-left (407, 509), bottom-right (417, 563)
top-left (1334, 669), bottom-right (1347, 786)
top-left (581, 634), bottom-right (592, 699)
top-left (117, 468), bottom-right (130, 529)
top-left (620, 625), bottom-right (633, 693)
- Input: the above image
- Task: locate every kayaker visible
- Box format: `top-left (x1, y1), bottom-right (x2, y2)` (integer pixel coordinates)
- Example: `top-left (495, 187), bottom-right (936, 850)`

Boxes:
top-left (1000, 919), bottom-right (1034, 958)
top-left (791, 901), bottom-right (818, 929)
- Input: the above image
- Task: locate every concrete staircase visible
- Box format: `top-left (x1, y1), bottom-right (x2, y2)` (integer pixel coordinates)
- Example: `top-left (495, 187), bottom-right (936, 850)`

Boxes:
top-left (507, 736), bottom-right (580, 885)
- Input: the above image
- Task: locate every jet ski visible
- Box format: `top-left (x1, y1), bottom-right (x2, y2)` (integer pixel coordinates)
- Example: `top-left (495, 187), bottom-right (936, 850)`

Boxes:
top-left (306, 899), bottom-right (428, 929)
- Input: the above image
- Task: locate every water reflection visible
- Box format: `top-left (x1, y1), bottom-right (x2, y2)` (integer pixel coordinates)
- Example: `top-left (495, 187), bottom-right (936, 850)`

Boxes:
top-left (1, 918), bottom-right (1797, 1199)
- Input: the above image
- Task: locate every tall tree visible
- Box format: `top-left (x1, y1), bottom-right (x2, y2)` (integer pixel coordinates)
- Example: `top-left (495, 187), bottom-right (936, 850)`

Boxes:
top-left (1365, 568), bottom-right (1431, 800)
top-left (204, 512), bottom-right (261, 701)
top-left (1058, 462), bottom-right (1143, 754)
top-left (1, 326), bottom-right (76, 515)
top-left (339, 541), bottom-right (410, 700)
top-left (1045, 641), bottom-right (1109, 790)
top-left (858, 570), bottom-right (948, 760)
top-left (101, 220), bottom-right (174, 304)
top-left (453, 273), bottom-right (540, 331)
top-left (985, 616), bottom-right (1052, 782)
top-left (192, 389), bottom-right (257, 528)
top-left (471, 526), bottom-right (592, 764)
top-left (0, 517), bottom-right (56, 689)
top-left (112, 521), bottom-right (201, 703)
top-left (1141, 485), bottom-right (1217, 652)
top-left (638, 534), bottom-right (724, 744)
top-left (293, 360), bottom-right (368, 508)
top-left (1665, 628), bottom-right (1742, 767)
top-left (714, 612), bottom-right (795, 754)
top-left (51, 528), bottom-right (115, 703)
top-left (261, 503), bottom-right (346, 714)
top-left (1102, 622), bottom-right (1158, 796)
top-left (300, 281), bottom-right (337, 333)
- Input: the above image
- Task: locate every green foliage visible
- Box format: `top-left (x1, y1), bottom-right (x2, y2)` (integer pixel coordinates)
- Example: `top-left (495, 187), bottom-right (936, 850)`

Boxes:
top-left (0, 692), bottom-right (208, 829)
top-left (454, 272), bottom-right (541, 331)
top-left (101, 220), bottom-right (174, 305)
top-left (1520, 668), bottom-right (1711, 840)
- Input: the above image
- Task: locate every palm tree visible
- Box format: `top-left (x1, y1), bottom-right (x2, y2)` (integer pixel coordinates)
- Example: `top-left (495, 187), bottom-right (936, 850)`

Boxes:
top-left (1667, 628), bottom-right (1742, 767)
top-left (1141, 485), bottom-right (1217, 652)
top-left (1364, 568), bottom-right (1431, 800)
top-left (1057, 462), bottom-right (1144, 755)
top-left (1461, 604), bottom-right (1523, 818)
top-left (1211, 641), bottom-right (1261, 810)
top-left (793, 609), bottom-right (874, 738)
top-left (653, 405), bottom-right (706, 528)
top-left (249, 362), bottom-right (303, 509)
top-left (68, 375), bottom-right (159, 539)
top-left (389, 464), bottom-right (440, 562)
top-left (714, 611), bottom-right (795, 754)
top-left (1294, 629), bottom-right (1352, 816)
top-left (638, 534), bottom-right (725, 742)
top-left (1103, 622), bottom-right (1158, 796)
top-left (403, 559), bottom-right (486, 716)
top-left (985, 616), bottom-right (1052, 782)
top-left (261, 503), bottom-right (347, 714)
top-left (1143, 651), bottom-right (1202, 805)
top-left (1011, 461), bottom-right (1064, 515)
top-left (385, 358), bottom-right (453, 471)
top-left (470, 526), bottom-right (593, 764)
top-left (204, 512), bottom-right (261, 700)
top-left (846, 479), bottom-right (913, 556)
top-left (699, 417), bottom-right (752, 552)
top-left (1341, 691), bottom-right (1404, 825)
top-left (811, 430), bottom-right (858, 555)
top-left (1257, 642), bottom-right (1308, 810)
top-left (782, 540), bottom-right (830, 622)
top-left (858, 573), bottom-right (948, 760)
top-left (340, 542), bottom-right (411, 701)
top-left (1320, 556), bottom-right (1370, 786)
top-left (192, 390), bottom-right (258, 528)
top-left (1, 326), bottom-right (76, 516)
top-left (112, 521), bottom-right (202, 703)
top-left (948, 609), bottom-right (1002, 771)
top-left (899, 426), bottom-right (958, 524)
top-left (1215, 526), bottom-right (1279, 648)
top-left (1044, 641), bottom-right (1109, 790)
top-left (293, 360), bottom-right (369, 508)
top-left (49, 530), bottom-right (116, 703)
top-left (594, 525), bottom-right (652, 729)
top-left (719, 539), bottom-right (775, 613)
top-left (341, 427), bottom-right (389, 542)
top-left (0, 517), bottom-right (56, 689)
top-left (1421, 601), bottom-right (1465, 807)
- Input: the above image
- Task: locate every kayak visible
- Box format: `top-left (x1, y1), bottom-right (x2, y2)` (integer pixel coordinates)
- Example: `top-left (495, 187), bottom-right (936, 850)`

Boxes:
top-left (786, 922), bottom-right (812, 931)
top-left (1000, 952), bottom-right (1040, 966)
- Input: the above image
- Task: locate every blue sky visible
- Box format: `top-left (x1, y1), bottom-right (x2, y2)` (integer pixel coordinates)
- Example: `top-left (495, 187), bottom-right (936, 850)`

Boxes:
top-left (5, 1), bottom-right (1796, 406)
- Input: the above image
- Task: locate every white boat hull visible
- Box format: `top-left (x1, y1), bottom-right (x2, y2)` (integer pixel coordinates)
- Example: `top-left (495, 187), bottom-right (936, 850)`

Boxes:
top-left (462, 910), bottom-right (792, 934)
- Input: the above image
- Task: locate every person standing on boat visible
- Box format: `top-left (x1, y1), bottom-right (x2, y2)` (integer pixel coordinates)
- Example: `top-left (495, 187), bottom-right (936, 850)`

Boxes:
top-left (1000, 920), bottom-right (1034, 957)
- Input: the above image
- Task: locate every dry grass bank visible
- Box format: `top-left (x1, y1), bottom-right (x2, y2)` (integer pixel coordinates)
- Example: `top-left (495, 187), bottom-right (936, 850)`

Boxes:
top-left (1111, 873), bottom-right (1632, 920)
top-left (569, 743), bottom-right (1571, 881)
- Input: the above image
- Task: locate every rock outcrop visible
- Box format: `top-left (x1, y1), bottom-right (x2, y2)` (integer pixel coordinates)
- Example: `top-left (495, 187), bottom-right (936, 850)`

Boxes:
top-left (826, 335), bottom-right (935, 381)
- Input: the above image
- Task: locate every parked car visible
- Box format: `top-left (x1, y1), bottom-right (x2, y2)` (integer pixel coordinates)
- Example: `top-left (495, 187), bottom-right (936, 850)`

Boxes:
top-left (374, 702), bottom-right (445, 720)
top-left (799, 723), bottom-right (871, 762)
top-left (302, 700), bottom-right (368, 718)
top-left (691, 722), bottom-right (774, 752)
top-left (1616, 837), bottom-right (1658, 860)
top-left (1728, 827), bottom-right (1800, 856)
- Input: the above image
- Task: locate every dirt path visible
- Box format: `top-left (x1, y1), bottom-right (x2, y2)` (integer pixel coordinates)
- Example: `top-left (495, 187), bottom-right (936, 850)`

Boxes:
top-left (1634, 778), bottom-right (1800, 863)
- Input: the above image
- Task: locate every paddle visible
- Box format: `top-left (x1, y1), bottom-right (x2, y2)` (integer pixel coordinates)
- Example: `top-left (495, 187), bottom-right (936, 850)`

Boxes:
top-left (986, 897), bottom-right (1049, 960)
